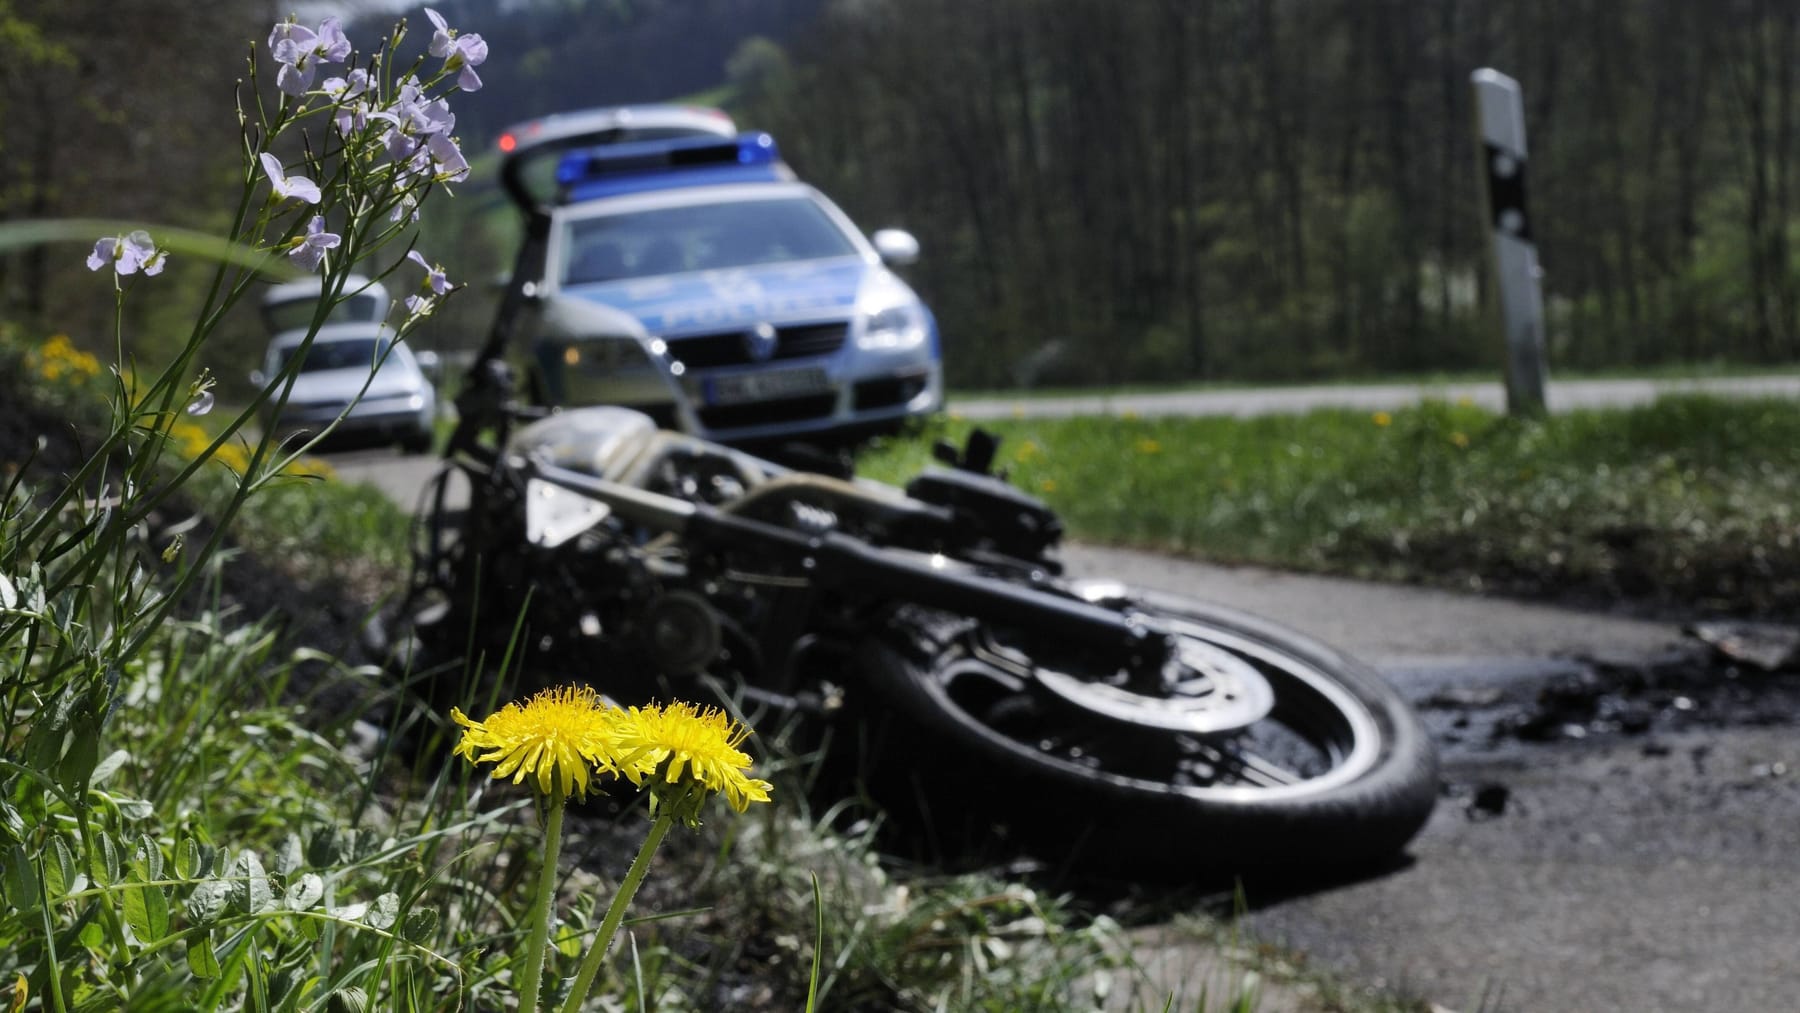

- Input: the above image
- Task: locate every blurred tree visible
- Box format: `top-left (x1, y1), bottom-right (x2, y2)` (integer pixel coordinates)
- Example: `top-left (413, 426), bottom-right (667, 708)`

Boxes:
top-left (0, 0), bottom-right (267, 368)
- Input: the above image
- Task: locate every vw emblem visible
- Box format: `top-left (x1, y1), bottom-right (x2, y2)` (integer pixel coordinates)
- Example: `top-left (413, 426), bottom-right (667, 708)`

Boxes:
top-left (744, 322), bottom-right (779, 362)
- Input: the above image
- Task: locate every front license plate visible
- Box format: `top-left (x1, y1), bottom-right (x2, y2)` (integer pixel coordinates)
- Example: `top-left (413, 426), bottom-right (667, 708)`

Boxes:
top-left (704, 367), bottom-right (832, 406)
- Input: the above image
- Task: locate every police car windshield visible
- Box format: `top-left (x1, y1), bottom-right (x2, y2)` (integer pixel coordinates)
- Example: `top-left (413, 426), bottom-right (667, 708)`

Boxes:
top-left (563, 197), bottom-right (858, 284)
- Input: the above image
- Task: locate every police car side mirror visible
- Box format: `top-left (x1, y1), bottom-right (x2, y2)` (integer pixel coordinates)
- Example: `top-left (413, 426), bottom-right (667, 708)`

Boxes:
top-left (872, 229), bottom-right (920, 267)
top-left (249, 369), bottom-right (266, 387)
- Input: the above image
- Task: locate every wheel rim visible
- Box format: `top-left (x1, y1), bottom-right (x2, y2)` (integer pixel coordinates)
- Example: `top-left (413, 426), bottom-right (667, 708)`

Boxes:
top-left (924, 582), bottom-right (1386, 803)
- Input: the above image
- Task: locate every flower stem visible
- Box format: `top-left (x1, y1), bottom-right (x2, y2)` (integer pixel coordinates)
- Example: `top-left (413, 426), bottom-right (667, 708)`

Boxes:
top-left (560, 807), bottom-right (677, 1013)
top-left (519, 791), bottom-right (566, 1013)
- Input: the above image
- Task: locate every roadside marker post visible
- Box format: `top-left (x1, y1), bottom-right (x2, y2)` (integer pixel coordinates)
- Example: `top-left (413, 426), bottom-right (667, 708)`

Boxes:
top-left (1472, 68), bottom-right (1548, 417)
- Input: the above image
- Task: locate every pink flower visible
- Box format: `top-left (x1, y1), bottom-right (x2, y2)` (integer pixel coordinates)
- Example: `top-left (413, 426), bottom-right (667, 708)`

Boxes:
top-left (85, 230), bottom-right (165, 276)
top-left (424, 8), bottom-right (488, 91)
top-left (289, 216), bottom-right (340, 272)
top-left (261, 152), bottom-right (321, 204)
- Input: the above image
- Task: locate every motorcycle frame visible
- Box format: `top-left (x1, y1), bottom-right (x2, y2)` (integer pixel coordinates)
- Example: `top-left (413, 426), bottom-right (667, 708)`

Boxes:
top-left (515, 455), bottom-right (1176, 678)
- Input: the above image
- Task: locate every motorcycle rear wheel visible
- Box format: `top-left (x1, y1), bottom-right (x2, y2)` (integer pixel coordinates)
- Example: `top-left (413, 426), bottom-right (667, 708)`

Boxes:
top-left (853, 584), bottom-right (1438, 879)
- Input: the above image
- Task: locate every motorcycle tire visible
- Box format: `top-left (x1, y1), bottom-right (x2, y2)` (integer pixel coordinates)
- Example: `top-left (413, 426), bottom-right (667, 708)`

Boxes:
top-left (851, 584), bottom-right (1438, 881)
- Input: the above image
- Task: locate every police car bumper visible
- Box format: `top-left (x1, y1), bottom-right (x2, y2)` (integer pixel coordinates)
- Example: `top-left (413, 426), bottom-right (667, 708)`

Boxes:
top-left (675, 357), bottom-right (943, 444)
top-left (541, 332), bottom-right (942, 444)
top-left (270, 399), bottom-right (434, 444)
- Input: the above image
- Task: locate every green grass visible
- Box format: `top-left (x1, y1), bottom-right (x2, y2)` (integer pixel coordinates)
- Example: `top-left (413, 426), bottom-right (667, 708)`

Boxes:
top-left (947, 360), bottom-right (1800, 402)
top-left (861, 394), bottom-right (1800, 616)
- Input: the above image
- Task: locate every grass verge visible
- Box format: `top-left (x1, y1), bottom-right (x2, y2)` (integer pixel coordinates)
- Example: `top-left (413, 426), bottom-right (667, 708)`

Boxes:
top-left (859, 395), bottom-right (1800, 617)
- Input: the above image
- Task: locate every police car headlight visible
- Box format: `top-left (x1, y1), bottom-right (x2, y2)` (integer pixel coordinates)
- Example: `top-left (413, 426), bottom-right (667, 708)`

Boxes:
top-left (856, 272), bottom-right (928, 351)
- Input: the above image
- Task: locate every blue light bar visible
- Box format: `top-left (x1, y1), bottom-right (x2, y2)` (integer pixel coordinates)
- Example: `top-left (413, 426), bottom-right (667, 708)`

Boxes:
top-left (554, 133), bottom-right (784, 201)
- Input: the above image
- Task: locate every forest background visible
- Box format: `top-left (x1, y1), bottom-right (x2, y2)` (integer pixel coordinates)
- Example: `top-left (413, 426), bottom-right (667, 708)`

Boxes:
top-left (3, 0), bottom-right (1796, 393)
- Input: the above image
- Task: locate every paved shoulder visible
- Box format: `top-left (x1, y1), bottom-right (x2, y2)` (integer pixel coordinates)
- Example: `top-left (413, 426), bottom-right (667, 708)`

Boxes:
top-left (954, 375), bottom-right (1800, 421)
top-left (1059, 542), bottom-right (1688, 667)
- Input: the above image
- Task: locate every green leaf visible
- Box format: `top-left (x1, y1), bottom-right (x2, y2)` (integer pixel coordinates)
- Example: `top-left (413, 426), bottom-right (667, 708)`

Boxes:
top-left (186, 933), bottom-right (222, 979)
top-left (174, 838), bottom-right (201, 880)
top-left (237, 851), bottom-right (273, 914)
top-left (123, 883), bottom-right (171, 943)
top-left (305, 826), bottom-right (340, 868)
top-left (53, 720), bottom-right (99, 796)
top-left (366, 892), bottom-right (399, 930)
top-left (44, 836), bottom-right (79, 898)
top-left (266, 968), bottom-right (301, 1013)
top-left (325, 986), bottom-right (368, 1013)
top-left (132, 834), bottom-right (163, 882)
top-left (0, 801), bottom-right (25, 845)
top-left (89, 831), bottom-right (119, 887)
top-left (2, 844), bottom-right (41, 913)
top-left (111, 798), bottom-right (154, 822)
top-left (400, 907), bottom-right (437, 943)
top-left (89, 749), bottom-right (130, 785)
top-left (23, 693), bottom-right (74, 773)
top-left (275, 833), bottom-right (303, 876)
top-left (186, 879), bottom-right (230, 925)
top-left (285, 873), bottom-right (323, 912)
top-left (78, 920), bottom-right (105, 951)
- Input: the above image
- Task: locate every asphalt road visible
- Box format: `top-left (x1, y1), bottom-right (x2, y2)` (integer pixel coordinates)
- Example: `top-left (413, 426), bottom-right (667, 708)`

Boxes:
top-left (1061, 545), bottom-right (1800, 1013)
top-left (332, 413), bottom-right (1800, 1012)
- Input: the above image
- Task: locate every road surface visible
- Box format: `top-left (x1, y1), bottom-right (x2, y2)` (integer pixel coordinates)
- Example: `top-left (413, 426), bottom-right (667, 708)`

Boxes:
top-left (1060, 545), bottom-right (1799, 1013)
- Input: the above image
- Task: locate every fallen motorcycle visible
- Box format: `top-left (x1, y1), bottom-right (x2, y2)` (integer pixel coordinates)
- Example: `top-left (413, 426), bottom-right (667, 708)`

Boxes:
top-left (392, 360), bottom-right (1437, 878)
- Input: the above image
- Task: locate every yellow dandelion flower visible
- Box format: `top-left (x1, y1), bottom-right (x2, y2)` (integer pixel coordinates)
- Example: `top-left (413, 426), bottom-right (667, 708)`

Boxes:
top-left (1039, 478), bottom-right (1057, 493)
top-left (1014, 439), bottom-right (1041, 463)
top-left (612, 702), bottom-right (772, 814)
top-left (1372, 411), bottom-right (1393, 428)
top-left (452, 685), bottom-right (626, 800)
top-left (169, 421), bottom-right (212, 459)
top-left (39, 334), bottom-right (99, 378)
top-left (1136, 438), bottom-right (1162, 455)
top-left (1449, 431), bottom-right (1470, 449)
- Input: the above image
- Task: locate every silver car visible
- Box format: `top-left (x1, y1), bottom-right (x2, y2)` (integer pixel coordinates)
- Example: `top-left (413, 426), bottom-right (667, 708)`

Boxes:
top-left (253, 323), bottom-right (438, 453)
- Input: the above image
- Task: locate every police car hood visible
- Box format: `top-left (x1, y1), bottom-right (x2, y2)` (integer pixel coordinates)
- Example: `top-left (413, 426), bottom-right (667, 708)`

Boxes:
top-left (565, 257), bottom-right (867, 336)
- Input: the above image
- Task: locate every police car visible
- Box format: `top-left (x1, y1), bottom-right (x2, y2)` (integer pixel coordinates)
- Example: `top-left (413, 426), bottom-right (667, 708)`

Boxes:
top-left (487, 106), bottom-right (942, 447)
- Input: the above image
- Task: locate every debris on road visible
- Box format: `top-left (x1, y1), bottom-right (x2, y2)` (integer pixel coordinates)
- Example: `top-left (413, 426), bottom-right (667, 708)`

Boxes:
top-left (1688, 619), bottom-right (1800, 672)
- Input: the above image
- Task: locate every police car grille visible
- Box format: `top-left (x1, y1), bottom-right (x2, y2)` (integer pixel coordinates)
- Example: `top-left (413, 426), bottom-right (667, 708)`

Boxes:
top-left (699, 394), bottom-right (837, 430)
top-left (667, 322), bottom-right (849, 369)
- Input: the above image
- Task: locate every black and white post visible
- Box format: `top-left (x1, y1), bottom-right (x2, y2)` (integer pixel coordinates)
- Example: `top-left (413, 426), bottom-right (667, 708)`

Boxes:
top-left (1472, 68), bottom-right (1547, 416)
